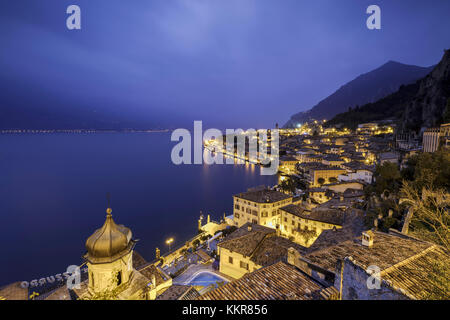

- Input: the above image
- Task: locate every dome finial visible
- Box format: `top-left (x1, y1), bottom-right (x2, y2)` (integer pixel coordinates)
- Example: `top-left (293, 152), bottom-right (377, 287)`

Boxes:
top-left (106, 192), bottom-right (112, 216)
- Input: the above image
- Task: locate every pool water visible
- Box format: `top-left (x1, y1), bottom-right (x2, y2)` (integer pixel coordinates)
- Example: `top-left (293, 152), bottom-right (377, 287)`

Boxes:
top-left (188, 272), bottom-right (228, 287)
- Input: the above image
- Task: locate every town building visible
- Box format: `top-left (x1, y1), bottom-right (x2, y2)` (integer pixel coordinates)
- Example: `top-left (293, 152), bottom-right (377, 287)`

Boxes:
top-left (299, 163), bottom-right (347, 187)
top-left (307, 187), bottom-right (331, 204)
top-left (423, 123), bottom-right (450, 152)
top-left (378, 151), bottom-right (399, 165)
top-left (278, 204), bottom-right (344, 247)
top-left (217, 223), bottom-right (305, 279)
top-left (279, 155), bottom-right (300, 174)
top-left (323, 181), bottom-right (365, 193)
top-left (423, 127), bottom-right (441, 152)
top-left (322, 154), bottom-right (345, 166)
top-left (339, 161), bottom-right (375, 184)
top-left (232, 187), bottom-right (293, 228)
top-left (301, 230), bottom-right (450, 300)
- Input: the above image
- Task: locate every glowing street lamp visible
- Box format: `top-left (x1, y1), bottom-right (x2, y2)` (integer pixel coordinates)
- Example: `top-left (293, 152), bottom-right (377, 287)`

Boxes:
top-left (166, 238), bottom-right (174, 252)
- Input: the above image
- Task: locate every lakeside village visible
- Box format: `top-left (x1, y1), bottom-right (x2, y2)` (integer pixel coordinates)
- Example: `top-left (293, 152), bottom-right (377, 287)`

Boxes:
top-left (1, 120), bottom-right (449, 300)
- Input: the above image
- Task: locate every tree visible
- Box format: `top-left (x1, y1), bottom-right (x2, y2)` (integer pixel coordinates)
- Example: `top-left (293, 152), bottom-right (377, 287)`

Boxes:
top-left (221, 226), bottom-right (237, 237)
top-left (442, 98), bottom-right (450, 124)
top-left (400, 181), bottom-right (450, 250)
top-left (279, 177), bottom-right (296, 194)
top-left (373, 162), bottom-right (401, 196)
top-left (403, 150), bottom-right (450, 190)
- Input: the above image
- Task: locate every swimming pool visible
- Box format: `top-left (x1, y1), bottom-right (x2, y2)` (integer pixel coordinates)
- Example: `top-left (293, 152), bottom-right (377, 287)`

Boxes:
top-left (187, 272), bottom-right (228, 287)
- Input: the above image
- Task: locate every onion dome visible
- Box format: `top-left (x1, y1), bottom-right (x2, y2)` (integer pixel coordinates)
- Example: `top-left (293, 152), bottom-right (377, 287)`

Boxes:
top-left (84, 208), bottom-right (136, 264)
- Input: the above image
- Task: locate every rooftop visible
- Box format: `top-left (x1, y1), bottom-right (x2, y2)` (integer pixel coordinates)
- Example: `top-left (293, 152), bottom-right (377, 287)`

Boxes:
top-left (342, 161), bottom-right (375, 172)
top-left (137, 264), bottom-right (170, 287)
top-left (280, 204), bottom-right (345, 226)
top-left (305, 231), bottom-right (433, 273)
top-left (234, 189), bottom-right (291, 203)
top-left (198, 261), bottom-right (324, 300)
top-left (218, 223), bottom-right (306, 266)
top-left (156, 285), bottom-right (200, 300)
top-left (0, 282), bottom-right (28, 300)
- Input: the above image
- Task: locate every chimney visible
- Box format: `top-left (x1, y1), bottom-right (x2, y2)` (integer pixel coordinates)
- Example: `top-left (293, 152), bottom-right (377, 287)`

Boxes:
top-left (247, 224), bottom-right (252, 232)
top-left (361, 230), bottom-right (374, 247)
top-left (287, 247), bottom-right (297, 265)
top-left (340, 195), bottom-right (344, 202)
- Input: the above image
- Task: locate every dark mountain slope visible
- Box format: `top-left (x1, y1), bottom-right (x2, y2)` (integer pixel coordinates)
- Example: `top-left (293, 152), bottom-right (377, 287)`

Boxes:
top-left (326, 49), bottom-right (450, 132)
top-left (285, 61), bottom-right (434, 127)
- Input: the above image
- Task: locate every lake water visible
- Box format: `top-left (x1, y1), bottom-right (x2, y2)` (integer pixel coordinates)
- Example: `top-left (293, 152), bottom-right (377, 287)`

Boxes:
top-left (0, 132), bottom-right (276, 286)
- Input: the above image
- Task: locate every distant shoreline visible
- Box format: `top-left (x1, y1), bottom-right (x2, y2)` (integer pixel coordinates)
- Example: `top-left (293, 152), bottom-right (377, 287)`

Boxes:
top-left (0, 129), bottom-right (170, 134)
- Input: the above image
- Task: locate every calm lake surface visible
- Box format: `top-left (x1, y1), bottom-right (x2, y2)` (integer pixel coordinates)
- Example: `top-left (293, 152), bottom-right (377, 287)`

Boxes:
top-left (0, 132), bottom-right (276, 286)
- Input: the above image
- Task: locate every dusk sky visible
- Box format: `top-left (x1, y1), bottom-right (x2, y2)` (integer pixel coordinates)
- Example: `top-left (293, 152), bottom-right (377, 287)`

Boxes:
top-left (1, 0), bottom-right (449, 129)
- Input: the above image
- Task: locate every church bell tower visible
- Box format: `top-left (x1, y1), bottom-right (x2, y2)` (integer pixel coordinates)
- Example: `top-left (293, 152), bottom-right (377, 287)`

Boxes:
top-left (84, 206), bottom-right (136, 294)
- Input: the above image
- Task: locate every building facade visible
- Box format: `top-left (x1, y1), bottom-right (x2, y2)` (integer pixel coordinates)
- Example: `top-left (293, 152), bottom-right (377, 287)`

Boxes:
top-left (232, 188), bottom-right (293, 228)
top-left (423, 123), bottom-right (450, 152)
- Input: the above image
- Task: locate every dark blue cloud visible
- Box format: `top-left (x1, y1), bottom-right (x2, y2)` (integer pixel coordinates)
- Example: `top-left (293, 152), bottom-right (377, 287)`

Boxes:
top-left (1, 0), bottom-right (449, 129)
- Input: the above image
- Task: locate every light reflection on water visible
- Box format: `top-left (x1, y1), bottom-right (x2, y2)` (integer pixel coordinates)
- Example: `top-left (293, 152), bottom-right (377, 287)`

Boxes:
top-left (0, 133), bottom-right (276, 285)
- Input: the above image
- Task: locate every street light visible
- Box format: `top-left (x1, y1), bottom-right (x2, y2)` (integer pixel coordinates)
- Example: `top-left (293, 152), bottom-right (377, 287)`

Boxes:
top-left (166, 238), bottom-right (174, 252)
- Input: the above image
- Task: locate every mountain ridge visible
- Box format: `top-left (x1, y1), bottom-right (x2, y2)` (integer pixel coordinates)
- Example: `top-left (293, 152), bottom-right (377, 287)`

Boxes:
top-left (326, 49), bottom-right (450, 132)
top-left (284, 60), bottom-right (435, 127)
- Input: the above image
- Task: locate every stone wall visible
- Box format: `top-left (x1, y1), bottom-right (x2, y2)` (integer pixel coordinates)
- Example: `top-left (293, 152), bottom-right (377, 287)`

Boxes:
top-left (334, 257), bottom-right (408, 300)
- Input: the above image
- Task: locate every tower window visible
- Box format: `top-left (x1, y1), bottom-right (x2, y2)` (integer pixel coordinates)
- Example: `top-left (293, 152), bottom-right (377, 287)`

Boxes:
top-left (117, 271), bottom-right (122, 285)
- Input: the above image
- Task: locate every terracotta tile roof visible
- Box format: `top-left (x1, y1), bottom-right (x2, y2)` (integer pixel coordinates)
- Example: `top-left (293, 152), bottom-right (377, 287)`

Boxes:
top-left (381, 246), bottom-right (450, 300)
top-left (305, 231), bottom-right (433, 273)
top-left (0, 282), bottom-right (28, 300)
top-left (314, 197), bottom-right (355, 211)
top-left (196, 249), bottom-right (213, 262)
top-left (198, 261), bottom-right (324, 300)
top-left (323, 154), bottom-right (344, 162)
top-left (132, 251), bottom-right (148, 269)
top-left (218, 223), bottom-right (275, 256)
top-left (234, 189), bottom-right (291, 203)
top-left (280, 204), bottom-right (345, 226)
top-left (156, 285), bottom-right (200, 300)
top-left (138, 264), bottom-right (170, 286)
top-left (43, 286), bottom-right (72, 300)
top-left (250, 236), bottom-right (306, 266)
top-left (306, 209), bottom-right (365, 253)
top-left (342, 161), bottom-right (375, 172)
top-left (218, 223), bottom-right (306, 267)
